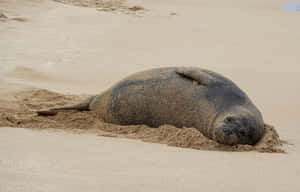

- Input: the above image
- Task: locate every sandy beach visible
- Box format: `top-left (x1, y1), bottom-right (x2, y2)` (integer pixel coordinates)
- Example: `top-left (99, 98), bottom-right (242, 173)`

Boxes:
top-left (0, 0), bottom-right (300, 191)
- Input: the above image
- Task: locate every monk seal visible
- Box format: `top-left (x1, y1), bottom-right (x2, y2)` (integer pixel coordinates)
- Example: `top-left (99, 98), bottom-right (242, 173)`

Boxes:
top-left (37, 67), bottom-right (265, 145)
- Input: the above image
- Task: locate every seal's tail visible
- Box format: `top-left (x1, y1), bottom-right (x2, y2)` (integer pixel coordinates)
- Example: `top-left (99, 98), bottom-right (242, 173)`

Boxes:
top-left (37, 96), bottom-right (94, 116)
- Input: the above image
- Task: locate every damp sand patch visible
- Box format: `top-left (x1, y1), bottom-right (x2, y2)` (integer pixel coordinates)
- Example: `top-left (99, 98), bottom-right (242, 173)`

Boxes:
top-left (0, 88), bottom-right (284, 153)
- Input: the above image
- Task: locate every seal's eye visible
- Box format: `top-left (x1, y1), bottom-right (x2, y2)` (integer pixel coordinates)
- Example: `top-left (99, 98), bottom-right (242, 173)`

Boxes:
top-left (239, 130), bottom-right (246, 136)
top-left (225, 116), bottom-right (235, 123)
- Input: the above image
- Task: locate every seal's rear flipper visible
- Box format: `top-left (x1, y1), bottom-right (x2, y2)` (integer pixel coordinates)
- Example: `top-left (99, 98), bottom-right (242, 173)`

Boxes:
top-left (37, 110), bottom-right (58, 116)
top-left (36, 96), bottom-right (95, 116)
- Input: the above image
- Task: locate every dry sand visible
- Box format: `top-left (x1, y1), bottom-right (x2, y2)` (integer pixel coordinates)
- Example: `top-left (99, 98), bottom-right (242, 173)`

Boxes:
top-left (0, 0), bottom-right (300, 191)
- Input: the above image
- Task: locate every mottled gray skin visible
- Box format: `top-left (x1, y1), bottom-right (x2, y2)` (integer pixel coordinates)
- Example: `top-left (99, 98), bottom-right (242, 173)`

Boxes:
top-left (38, 67), bottom-right (264, 145)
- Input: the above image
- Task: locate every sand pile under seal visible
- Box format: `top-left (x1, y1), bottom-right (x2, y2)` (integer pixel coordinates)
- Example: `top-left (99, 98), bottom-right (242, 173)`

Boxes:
top-left (53, 0), bottom-right (145, 15)
top-left (0, 88), bottom-right (284, 153)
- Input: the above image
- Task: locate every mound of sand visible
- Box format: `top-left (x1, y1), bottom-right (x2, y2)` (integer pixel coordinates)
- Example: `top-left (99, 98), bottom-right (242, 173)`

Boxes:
top-left (0, 12), bottom-right (8, 18)
top-left (0, 11), bottom-right (8, 22)
top-left (53, 0), bottom-right (145, 15)
top-left (0, 11), bottom-right (28, 22)
top-left (0, 88), bottom-right (284, 153)
top-left (54, 0), bottom-right (125, 8)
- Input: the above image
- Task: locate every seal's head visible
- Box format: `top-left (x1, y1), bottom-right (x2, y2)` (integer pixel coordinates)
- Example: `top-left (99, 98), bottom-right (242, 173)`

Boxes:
top-left (213, 107), bottom-right (264, 145)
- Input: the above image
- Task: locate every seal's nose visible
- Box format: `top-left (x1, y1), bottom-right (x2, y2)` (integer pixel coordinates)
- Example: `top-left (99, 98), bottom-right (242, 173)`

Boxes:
top-left (214, 115), bottom-right (260, 145)
top-left (215, 124), bottom-right (239, 145)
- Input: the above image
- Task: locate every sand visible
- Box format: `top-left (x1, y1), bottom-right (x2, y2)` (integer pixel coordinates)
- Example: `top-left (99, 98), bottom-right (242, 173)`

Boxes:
top-left (54, 0), bottom-right (145, 15)
top-left (0, 88), bottom-right (283, 153)
top-left (0, 0), bottom-right (300, 191)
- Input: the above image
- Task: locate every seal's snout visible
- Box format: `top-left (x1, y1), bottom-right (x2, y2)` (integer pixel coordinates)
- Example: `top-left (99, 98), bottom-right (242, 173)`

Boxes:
top-left (214, 115), bottom-right (263, 145)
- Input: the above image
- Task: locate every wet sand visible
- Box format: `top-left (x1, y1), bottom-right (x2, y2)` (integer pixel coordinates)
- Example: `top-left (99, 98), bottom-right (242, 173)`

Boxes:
top-left (0, 0), bottom-right (299, 191)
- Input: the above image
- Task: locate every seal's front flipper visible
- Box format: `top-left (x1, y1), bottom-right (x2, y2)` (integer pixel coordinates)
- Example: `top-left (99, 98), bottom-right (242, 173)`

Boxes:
top-left (36, 96), bottom-right (95, 116)
top-left (37, 109), bottom-right (59, 116)
top-left (175, 68), bottom-right (215, 86)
